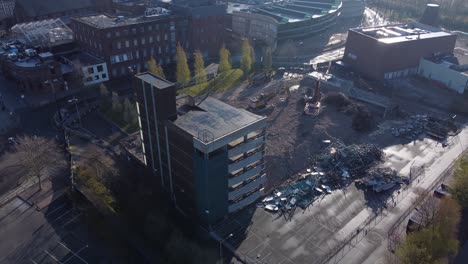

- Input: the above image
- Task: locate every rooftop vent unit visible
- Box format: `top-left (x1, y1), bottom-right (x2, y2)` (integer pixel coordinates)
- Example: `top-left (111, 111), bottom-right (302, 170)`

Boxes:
top-left (144, 7), bottom-right (168, 17)
top-left (25, 49), bottom-right (37, 57)
top-left (7, 53), bottom-right (18, 61)
top-left (115, 16), bottom-right (126, 23)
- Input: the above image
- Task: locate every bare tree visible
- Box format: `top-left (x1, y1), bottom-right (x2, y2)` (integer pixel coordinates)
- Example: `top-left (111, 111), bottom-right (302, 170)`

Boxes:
top-left (13, 136), bottom-right (66, 190)
top-left (81, 145), bottom-right (118, 180)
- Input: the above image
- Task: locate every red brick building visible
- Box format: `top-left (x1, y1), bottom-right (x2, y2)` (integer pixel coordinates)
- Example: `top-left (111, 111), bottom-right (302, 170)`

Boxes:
top-left (70, 10), bottom-right (189, 79)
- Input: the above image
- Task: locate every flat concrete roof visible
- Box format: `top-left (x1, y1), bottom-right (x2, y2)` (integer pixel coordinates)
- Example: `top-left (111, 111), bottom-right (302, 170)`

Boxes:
top-left (173, 97), bottom-right (264, 143)
top-left (73, 13), bottom-right (172, 29)
top-left (352, 22), bottom-right (454, 44)
top-left (135, 72), bottom-right (174, 89)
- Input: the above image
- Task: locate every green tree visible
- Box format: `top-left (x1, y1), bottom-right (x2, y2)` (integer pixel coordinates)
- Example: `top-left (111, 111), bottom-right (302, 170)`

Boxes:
top-left (263, 47), bottom-right (272, 70)
top-left (241, 38), bottom-right (253, 77)
top-left (396, 197), bottom-right (461, 264)
top-left (176, 43), bottom-right (191, 85)
top-left (193, 50), bottom-right (207, 86)
top-left (219, 45), bottom-right (232, 73)
top-left (148, 56), bottom-right (166, 79)
top-left (452, 155), bottom-right (468, 208)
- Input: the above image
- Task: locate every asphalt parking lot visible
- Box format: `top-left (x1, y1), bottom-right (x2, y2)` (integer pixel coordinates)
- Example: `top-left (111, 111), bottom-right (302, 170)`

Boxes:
top-left (213, 135), bottom-right (455, 264)
top-left (0, 195), bottom-right (118, 264)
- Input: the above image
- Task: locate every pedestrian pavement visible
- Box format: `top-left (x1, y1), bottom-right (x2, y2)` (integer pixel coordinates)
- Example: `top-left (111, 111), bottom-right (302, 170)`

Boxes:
top-left (329, 126), bottom-right (468, 264)
top-left (0, 177), bottom-right (39, 208)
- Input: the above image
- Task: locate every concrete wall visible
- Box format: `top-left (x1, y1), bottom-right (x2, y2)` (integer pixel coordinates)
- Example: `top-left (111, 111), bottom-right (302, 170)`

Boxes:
top-left (418, 58), bottom-right (468, 94)
top-left (194, 148), bottom-right (229, 223)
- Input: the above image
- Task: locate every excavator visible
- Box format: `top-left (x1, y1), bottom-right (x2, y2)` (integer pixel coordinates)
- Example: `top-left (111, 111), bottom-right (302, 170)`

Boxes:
top-left (303, 80), bottom-right (321, 116)
top-left (303, 62), bottom-right (331, 116)
top-left (248, 80), bottom-right (291, 110)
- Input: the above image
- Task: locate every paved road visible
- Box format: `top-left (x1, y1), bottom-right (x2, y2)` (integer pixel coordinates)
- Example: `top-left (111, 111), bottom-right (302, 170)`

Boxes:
top-left (329, 127), bottom-right (468, 264)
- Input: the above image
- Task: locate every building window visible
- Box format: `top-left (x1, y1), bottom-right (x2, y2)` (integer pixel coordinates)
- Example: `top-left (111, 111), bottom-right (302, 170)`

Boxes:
top-left (150, 47), bottom-right (155, 55)
top-left (132, 28), bottom-right (137, 34)
top-left (125, 40), bottom-right (130, 48)
top-left (115, 31), bottom-right (120, 37)
top-left (164, 33), bottom-right (168, 41)
top-left (157, 35), bottom-right (160, 42)
top-left (112, 68), bottom-right (117, 77)
top-left (134, 39), bottom-right (138, 46)
top-left (135, 50), bottom-right (140, 59)
top-left (88, 67), bottom-right (94, 74)
top-left (140, 26), bottom-right (144, 33)
top-left (141, 37), bottom-right (145, 45)
top-left (158, 47), bottom-right (162, 54)
top-left (102, 73), bottom-right (107, 79)
top-left (97, 65), bottom-right (104, 72)
top-left (149, 36), bottom-right (153, 43)
top-left (116, 41), bottom-right (121, 49)
top-left (106, 32), bottom-right (111, 38)
top-left (148, 25), bottom-right (152, 31)
top-left (143, 49), bottom-right (147, 57)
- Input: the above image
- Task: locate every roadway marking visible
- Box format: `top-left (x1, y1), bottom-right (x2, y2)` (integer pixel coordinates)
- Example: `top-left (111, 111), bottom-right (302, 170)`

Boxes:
top-left (59, 242), bottom-right (88, 264)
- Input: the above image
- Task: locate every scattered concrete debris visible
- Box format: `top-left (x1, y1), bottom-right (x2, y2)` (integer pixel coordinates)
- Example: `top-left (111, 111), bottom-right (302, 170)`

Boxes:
top-left (391, 115), bottom-right (459, 141)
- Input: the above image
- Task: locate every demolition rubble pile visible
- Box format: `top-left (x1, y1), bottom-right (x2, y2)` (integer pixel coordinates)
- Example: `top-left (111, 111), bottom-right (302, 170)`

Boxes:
top-left (391, 115), bottom-right (459, 141)
top-left (315, 142), bottom-right (384, 179)
top-left (260, 142), bottom-right (402, 215)
top-left (391, 115), bottom-right (427, 139)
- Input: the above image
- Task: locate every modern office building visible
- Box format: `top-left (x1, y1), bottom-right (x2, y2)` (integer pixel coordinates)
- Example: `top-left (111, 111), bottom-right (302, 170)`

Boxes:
top-left (229, 0), bottom-right (360, 44)
top-left (70, 8), bottom-right (189, 79)
top-left (343, 22), bottom-right (457, 81)
top-left (134, 72), bottom-right (267, 223)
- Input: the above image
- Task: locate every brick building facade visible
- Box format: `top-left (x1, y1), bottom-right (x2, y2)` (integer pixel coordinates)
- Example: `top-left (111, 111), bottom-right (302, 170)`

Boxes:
top-left (70, 11), bottom-right (189, 79)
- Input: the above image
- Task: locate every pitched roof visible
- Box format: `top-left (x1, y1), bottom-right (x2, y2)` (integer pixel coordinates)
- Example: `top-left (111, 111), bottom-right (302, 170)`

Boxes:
top-left (15, 0), bottom-right (95, 17)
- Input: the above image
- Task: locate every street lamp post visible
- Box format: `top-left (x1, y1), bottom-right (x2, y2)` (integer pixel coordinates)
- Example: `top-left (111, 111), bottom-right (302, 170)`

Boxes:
top-left (219, 233), bottom-right (233, 263)
top-left (68, 97), bottom-right (82, 127)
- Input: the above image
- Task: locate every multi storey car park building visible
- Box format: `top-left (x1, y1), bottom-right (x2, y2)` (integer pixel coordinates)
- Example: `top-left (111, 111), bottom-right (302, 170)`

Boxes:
top-left (134, 72), bottom-right (267, 223)
top-left (230, 0), bottom-right (365, 48)
top-left (343, 22), bottom-right (457, 81)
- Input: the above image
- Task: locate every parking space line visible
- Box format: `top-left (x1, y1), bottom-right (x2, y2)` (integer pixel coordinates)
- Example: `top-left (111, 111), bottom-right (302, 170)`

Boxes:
top-left (50, 209), bottom-right (74, 224)
top-left (61, 244), bottom-right (89, 264)
top-left (45, 203), bottom-right (69, 216)
top-left (44, 250), bottom-right (60, 263)
top-left (57, 242), bottom-right (88, 264)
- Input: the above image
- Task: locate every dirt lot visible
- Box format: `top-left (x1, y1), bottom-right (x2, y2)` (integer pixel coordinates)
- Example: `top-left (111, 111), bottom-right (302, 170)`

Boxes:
top-left (214, 66), bottom-right (468, 192)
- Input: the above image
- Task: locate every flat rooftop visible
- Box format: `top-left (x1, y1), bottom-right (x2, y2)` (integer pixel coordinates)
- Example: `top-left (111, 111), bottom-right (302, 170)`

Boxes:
top-left (120, 133), bottom-right (145, 164)
top-left (73, 12), bottom-right (172, 29)
top-left (173, 97), bottom-right (264, 143)
top-left (135, 72), bottom-right (174, 89)
top-left (352, 22), bottom-right (453, 44)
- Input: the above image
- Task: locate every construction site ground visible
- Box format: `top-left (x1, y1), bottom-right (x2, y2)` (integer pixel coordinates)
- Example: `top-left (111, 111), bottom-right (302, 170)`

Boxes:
top-left (212, 68), bottom-right (468, 264)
